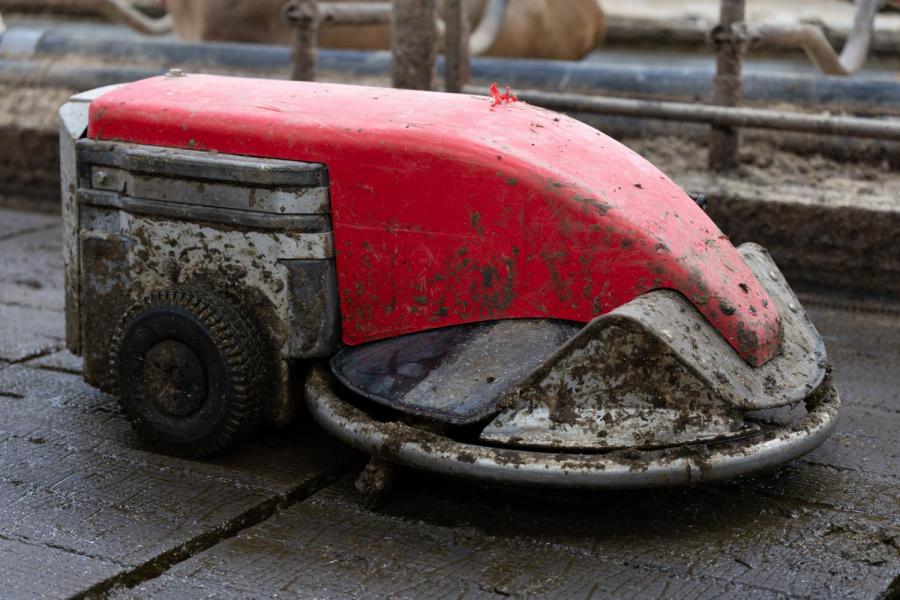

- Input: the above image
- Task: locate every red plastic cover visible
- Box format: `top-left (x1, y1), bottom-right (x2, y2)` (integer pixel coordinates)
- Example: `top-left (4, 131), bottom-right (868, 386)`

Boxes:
top-left (88, 75), bottom-right (781, 366)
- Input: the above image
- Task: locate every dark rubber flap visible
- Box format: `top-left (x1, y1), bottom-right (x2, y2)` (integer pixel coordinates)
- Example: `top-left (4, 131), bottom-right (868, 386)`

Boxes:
top-left (330, 320), bottom-right (580, 425)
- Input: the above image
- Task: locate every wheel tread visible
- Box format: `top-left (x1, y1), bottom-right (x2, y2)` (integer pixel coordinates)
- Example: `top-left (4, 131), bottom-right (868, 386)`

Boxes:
top-left (111, 288), bottom-right (273, 457)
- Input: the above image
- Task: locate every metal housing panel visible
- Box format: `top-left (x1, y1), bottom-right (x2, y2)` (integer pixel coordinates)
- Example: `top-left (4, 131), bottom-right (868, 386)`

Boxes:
top-left (79, 231), bottom-right (132, 391)
top-left (89, 166), bottom-right (329, 215)
top-left (77, 188), bottom-right (330, 234)
top-left (72, 133), bottom-right (337, 427)
top-left (285, 260), bottom-right (341, 358)
top-left (77, 139), bottom-right (327, 187)
top-left (58, 101), bottom-right (90, 354)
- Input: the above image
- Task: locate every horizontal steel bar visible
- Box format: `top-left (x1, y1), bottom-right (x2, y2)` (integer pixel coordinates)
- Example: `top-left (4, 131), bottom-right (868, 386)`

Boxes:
top-left (7, 56), bottom-right (897, 142)
top-left (4, 24), bottom-right (900, 111)
top-left (6, 55), bottom-right (897, 142)
top-left (475, 87), bottom-right (900, 141)
top-left (78, 138), bottom-right (328, 187)
top-left (319, 2), bottom-right (391, 25)
top-left (89, 167), bottom-right (330, 215)
top-left (284, 1), bottom-right (392, 26)
top-left (78, 189), bottom-right (331, 233)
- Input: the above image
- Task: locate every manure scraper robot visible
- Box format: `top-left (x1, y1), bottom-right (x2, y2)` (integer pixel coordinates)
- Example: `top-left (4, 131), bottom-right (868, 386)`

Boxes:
top-left (59, 73), bottom-right (839, 490)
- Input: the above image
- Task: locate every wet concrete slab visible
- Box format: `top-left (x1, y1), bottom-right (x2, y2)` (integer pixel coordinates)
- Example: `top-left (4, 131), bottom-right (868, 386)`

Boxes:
top-left (808, 300), bottom-right (900, 415)
top-left (0, 223), bottom-right (64, 294)
top-left (0, 208), bottom-right (58, 241)
top-left (0, 214), bottom-right (67, 362)
top-left (108, 300), bottom-right (900, 600)
top-left (0, 536), bottom-right (123, 600)
top-left (0, 281), bottom-right (66, 312)
top-left (0, 303), bottom-right (64, 362)
top-left (117, 465), bottom-right (898, 600)
top-left (115, 479), bottom-right (790, 600)
top-left (23, 348), bottom-right (82, 374)
top-left (0, 214), bottom-right (897, 598)
top-left (0, 364), bottom-right (358, 597)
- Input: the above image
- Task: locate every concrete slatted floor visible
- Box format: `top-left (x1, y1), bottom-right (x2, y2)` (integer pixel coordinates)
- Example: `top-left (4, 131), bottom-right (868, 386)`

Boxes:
top-left (0, 208), bottom-right (897, 599)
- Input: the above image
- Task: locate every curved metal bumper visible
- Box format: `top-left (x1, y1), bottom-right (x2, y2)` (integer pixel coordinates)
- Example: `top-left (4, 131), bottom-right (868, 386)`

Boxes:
top-left (305, 367), bottom-right (841, 489)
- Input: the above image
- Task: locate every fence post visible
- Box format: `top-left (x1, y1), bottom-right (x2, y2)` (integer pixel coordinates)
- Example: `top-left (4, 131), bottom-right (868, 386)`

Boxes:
top-left (391, 0), bottom-right (437, 90)
top-left (709, 0), bottom-right (746, 171)
top-left (284, 0), bottom-right (320, 81)
top-left (444, 0), bottom-right (470, 93)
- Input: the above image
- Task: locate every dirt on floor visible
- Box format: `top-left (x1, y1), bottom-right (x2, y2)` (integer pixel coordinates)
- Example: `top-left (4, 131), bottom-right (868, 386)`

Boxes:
top-left (619, 135), bottom-right (900, 298)
top-left (0, 84), bottom-right (75, 130)
top-left (625, 135), bottom-right (900, 211)
top-left (0, 85), bottom-right (77, 211)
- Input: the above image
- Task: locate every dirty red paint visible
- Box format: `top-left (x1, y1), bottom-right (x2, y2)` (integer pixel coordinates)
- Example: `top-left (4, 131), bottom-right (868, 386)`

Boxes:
top-left (489, 83), bottom-right (518, 106)
top-left (87, 75), bottom-right (781, 366)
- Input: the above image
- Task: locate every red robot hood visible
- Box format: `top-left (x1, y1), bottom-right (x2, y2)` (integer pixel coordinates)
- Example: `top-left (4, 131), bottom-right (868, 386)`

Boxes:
top-left (88, 74), bottom-right (780, 365)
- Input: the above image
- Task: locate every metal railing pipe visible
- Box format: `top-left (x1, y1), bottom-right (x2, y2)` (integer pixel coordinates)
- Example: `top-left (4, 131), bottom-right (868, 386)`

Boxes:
top-left (472, 87), bottom-right (900, 142)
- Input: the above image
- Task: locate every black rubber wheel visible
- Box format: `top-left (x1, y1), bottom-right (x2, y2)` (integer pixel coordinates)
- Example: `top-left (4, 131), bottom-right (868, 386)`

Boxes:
top-left (113, 289), bottom-right (269, 457)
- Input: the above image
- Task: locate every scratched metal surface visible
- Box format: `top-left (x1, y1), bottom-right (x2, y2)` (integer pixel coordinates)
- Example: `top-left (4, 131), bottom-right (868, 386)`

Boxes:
top-left (0, 208), bottom-right (897, 599)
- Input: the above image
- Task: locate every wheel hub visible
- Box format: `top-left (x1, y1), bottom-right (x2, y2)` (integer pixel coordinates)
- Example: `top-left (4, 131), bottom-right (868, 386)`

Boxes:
top-left (143, 340), bottom-right (207, 416)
